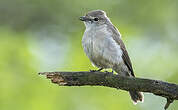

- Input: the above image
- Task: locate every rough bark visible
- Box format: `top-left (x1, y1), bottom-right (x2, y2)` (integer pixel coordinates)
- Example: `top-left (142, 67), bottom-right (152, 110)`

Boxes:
top-left (39, 71), bottom-right (178, 109)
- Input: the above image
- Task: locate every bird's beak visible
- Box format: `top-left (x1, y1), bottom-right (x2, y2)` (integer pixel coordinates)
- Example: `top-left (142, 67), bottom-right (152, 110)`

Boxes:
top-left (79, 16), bottom-right (91, 21)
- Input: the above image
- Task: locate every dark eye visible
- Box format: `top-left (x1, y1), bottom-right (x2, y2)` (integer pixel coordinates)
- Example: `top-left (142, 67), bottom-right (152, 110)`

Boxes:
top-left (94, 17), bottom-right (99, 21)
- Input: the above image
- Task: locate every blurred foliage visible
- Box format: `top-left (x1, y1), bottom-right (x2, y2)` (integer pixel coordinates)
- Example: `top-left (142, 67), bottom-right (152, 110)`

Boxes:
top-left (0, 0), bottom-right (177, 110)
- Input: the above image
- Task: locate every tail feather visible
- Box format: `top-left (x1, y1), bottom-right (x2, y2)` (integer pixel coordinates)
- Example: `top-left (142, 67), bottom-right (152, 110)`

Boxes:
top-left (129, 91), bottom-right (144, 104)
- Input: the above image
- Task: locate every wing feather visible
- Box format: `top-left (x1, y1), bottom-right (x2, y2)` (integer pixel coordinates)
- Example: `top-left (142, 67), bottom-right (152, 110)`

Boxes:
top-left (108, 25), bottom-right (135, 77)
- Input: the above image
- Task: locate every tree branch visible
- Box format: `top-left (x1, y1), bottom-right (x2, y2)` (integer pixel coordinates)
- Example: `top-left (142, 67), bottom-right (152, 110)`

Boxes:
top-left (39, 71), bottom-right (178, 109)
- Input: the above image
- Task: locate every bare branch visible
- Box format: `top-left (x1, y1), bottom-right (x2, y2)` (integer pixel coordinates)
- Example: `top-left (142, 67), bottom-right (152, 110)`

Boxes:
top-left (39, 71), bottom-right (178, 109)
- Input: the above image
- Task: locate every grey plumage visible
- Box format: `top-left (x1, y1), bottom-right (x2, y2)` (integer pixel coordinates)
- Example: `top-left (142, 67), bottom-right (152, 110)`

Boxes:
top-left (80, 10), bottom-right (144, 104)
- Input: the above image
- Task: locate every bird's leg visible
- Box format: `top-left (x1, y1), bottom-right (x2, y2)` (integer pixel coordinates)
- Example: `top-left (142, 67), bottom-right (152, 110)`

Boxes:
top-left (111, 70), bottom-right (114, 74)
top-left (90, 68), bottom-right (103, 72)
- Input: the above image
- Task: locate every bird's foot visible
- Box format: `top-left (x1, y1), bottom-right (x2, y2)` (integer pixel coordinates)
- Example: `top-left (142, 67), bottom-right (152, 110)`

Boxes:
top-left (90, 68), bottom-right (103, 72)
top-left (104, 70), bottom-right (114, 74)
top-left (90, 70), bottom-right (97, 72)
top-left (104, 70), bottom-right (110, 74)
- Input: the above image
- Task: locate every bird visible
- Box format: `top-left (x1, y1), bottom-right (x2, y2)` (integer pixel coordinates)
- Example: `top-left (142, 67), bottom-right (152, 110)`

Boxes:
top-left (79, 10), bottom-right (144, 104)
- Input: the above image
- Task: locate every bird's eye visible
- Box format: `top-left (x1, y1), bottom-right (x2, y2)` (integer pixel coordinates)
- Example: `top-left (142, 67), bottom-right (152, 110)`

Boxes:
top-left (94, 17), bottom-right (99, 21)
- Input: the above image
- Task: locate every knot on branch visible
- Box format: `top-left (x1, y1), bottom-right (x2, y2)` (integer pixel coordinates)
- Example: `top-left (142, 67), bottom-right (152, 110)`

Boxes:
top-left (164, 98), bottom-right (174, 110)
top-left (39, 72), bottom-right (67, 85)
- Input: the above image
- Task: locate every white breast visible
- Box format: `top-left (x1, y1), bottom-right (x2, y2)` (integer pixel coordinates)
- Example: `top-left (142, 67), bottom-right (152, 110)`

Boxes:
top-left (82, 24), bottom-right (123, 68)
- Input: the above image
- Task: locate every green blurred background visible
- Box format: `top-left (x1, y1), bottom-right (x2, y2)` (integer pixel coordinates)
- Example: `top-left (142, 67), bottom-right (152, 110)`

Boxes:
top-left (0, 0), bottom-right (177, 110)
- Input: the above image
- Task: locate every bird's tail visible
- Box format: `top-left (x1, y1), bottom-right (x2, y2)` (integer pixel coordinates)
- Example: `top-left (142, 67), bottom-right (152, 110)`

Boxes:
top-left (129, 91), bottom-right (144, 104)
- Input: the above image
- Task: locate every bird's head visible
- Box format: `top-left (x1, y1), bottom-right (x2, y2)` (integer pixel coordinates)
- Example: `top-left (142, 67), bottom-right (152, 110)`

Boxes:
top-left (79, 10), bottom-right (110, 28)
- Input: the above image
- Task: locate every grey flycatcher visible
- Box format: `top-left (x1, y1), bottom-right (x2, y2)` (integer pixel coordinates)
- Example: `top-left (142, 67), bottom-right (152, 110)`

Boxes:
top-left (79, 10), bottom-right (144, 104)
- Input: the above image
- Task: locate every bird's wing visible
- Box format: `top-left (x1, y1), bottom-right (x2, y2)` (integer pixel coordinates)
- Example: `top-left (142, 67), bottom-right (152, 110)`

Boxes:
top-left (109, 25), bottom-right (135, 77)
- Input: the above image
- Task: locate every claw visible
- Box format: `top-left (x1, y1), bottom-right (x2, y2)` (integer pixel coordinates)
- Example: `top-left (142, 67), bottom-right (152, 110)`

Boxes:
top-left (90, 70), bottom-right (97, 72)
top-left (104, 70), bottom-right (114, 74)
top-left (104, 70), bottom-right (110, 74)
top-left (90, 68), bottom-right (103, 72)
